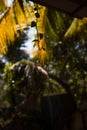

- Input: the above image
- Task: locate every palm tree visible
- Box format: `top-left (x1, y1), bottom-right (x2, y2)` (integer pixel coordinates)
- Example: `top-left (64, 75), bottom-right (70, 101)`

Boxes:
top-left (0, 2), bottom-right (87, 126)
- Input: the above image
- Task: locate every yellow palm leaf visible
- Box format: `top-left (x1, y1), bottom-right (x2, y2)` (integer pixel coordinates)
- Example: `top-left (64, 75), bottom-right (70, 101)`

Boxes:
top-left (0, 0), bottom-right (27, 54)
top-left (34, 39), bottom-right (48, 64)
top-left (64, 18), bottom-right (87, 39)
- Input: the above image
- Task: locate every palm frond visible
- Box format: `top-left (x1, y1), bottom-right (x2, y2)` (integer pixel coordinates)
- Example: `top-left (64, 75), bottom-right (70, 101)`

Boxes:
top-left (0, 0), bottom-right (27, 54)
top-left (47, 9), bottom-right (65, 34)
top-left (34, 6), bottom-right (66, 63)
top-left (0, 7), bottom-right (17, 54)
top-left (64, 18), bottom-right (87, 40)
top-left (13, 0), bottom-right (26, 29)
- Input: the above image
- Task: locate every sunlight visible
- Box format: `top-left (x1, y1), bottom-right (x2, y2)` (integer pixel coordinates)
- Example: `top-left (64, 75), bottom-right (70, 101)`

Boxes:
top-left (20, 27), bottom-right (38, 59)
top-left (5, 0), bottom-right (13, 6)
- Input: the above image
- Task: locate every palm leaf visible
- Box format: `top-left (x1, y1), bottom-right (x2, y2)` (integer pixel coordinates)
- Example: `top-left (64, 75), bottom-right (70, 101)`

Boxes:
top-left (13, 0), bottom-right (26, 29)
top-left (64, 18), bottom-right (87, 40)
top-left (0, 0), bottom-right (27, 54)
top-left (33, 6), bottom-right (66, 63)
top-left (44, 9), bottom-right (66, 42)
